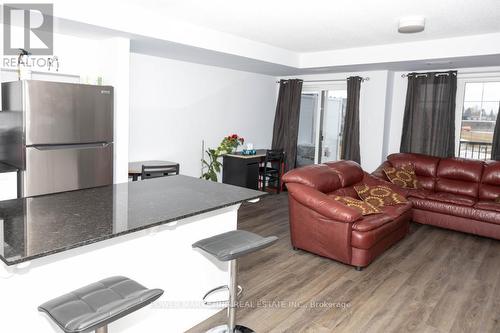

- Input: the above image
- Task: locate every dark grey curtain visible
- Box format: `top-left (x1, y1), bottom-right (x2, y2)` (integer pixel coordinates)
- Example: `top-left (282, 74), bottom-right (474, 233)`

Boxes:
top-left (491, 104), bottom-right (500, 160)
top-left (271, 79), bottom-right (303, 172)
top-left (400, 71), bottom-right (457, 158)
top-left (341, 76), bottom-right (362, 163)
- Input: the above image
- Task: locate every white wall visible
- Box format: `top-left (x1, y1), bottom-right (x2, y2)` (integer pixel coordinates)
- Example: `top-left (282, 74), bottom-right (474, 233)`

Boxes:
top-left (281, 71), bottom-right (391, 172)
top-left (129, 53), bottom-right (277, 178)
top-left (0, 29), bottom-right (102, 79)
top-left (98, 38), bottom-right (131, 183)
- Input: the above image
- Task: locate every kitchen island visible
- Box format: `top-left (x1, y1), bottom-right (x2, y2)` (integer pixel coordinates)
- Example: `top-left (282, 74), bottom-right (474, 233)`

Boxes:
top-left (0, 175), bottom-right (265, 332)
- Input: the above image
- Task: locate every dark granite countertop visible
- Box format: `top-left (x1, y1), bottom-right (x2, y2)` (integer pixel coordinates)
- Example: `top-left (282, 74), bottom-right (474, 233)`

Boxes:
top-left (0, 162), bottom-right (17, 173)
top-left (0, 175), bottom-right (265, 266)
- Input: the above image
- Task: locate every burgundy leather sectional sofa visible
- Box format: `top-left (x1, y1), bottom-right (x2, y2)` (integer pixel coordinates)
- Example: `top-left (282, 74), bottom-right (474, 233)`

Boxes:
top-left (373, 153), bottom-right (500, 240)
top-left (283, 161), bottom-right (412, 270)
top-left (283, 153), bottom-right (500, 270)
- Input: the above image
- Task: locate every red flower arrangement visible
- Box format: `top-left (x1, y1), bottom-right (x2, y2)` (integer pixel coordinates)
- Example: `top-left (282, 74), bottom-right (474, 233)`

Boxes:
top-left (202, 134), bottom-right (245, 181)
top-left (225, 134), bottom-right (245, 146)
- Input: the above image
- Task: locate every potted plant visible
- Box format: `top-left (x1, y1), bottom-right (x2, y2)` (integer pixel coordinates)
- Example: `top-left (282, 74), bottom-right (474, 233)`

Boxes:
top-left (202, 134), bottom-right (244, 182)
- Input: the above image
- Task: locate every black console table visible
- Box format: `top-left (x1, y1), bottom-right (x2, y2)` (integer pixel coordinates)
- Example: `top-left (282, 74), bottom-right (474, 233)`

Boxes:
top-left (222, 149), bottom-right (267, 190)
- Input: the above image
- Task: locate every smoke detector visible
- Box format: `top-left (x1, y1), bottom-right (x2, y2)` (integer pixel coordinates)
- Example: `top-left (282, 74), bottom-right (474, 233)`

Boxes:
top-left (398, 16), bottom-right (425, 33)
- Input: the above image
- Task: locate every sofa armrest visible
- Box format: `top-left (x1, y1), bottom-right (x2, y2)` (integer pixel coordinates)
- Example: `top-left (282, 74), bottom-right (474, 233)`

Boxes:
top-left (286, 183), bottom-right (362, 223)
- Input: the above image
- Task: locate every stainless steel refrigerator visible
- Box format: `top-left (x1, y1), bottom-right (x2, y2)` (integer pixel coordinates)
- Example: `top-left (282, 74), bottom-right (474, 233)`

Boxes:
top-left (0, 80), bottom-right (114, 197)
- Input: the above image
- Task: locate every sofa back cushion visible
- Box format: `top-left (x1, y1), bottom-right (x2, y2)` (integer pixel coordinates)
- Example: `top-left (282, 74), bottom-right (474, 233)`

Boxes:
top-left (282, 164), bottom-right (341, 193)
top-left (387, 153), bottom-right (440, 190)
top-left (479, 161), bottom-right (500, 200)
top-left (435, 158), bottom-right (484, 198)
top-left (324, 160), bottom-right (364, 188)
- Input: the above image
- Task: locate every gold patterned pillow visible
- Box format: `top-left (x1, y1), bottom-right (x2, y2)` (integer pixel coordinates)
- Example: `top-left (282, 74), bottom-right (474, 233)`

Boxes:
top-left (383, 164), bottom-right (420, 189)
top-left (331, 196), bottom-right (381, 216)
top-left (354, 184), bottom-right (408, 207)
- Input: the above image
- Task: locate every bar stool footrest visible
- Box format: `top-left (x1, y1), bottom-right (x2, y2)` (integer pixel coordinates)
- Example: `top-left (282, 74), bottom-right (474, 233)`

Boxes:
top-left (203, 285), bottom-right (243, 305)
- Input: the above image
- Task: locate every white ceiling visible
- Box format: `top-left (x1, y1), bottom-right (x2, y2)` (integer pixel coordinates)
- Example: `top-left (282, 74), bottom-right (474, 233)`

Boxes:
top-left (128, 0), bottom-right (500, 52)
top-left (9, 0), bottom-right (500, 75)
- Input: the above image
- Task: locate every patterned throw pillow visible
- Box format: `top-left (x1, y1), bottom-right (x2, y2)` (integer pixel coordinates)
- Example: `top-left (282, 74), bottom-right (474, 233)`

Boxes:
top-left (354, 184), bottom-right (408, 207)
top-left (383, 164), bottom-right (420, 189)
top-left (331, 195), bottom-right (381, 216)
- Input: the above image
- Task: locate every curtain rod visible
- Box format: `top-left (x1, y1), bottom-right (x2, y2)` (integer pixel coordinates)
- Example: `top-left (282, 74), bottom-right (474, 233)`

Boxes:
top-left (276, 77), bottom-right (369, 84)
top-left (401, 72), bottom-right (457, 78)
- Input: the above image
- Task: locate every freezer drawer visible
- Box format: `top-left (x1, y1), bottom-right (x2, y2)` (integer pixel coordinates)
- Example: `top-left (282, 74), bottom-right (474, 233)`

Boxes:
top-left (22, 143), bottom-right (113, 197)
top-left (23, 81), bottom-right (114, 145)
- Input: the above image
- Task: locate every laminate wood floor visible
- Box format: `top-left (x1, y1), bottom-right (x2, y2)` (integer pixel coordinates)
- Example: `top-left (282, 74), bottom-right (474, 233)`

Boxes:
top-left (186, 193), bottom-right (500, 333)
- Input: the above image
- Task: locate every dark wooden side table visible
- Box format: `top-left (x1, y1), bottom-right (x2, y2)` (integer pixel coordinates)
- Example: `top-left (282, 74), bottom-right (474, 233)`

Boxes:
top-left (222, 149), bottom-right (267, 190)
top-left (128, 160), bottom-right (179, 181)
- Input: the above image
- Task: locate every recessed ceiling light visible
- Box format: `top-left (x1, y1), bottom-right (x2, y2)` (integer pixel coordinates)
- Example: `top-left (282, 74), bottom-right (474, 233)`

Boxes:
top-left (398, 16), bottom-right (425, 33)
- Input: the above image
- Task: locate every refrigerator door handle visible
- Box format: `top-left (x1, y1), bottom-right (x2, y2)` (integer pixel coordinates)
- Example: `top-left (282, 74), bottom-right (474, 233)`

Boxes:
top-left (31, 142), bottom-right (111, 151)
top-left (23, 143), bottom-right (114, 197)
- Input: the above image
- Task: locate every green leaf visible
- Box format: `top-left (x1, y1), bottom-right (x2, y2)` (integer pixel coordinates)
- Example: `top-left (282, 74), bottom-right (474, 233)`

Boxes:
top-left (209, 170), bottom-right (217, 182)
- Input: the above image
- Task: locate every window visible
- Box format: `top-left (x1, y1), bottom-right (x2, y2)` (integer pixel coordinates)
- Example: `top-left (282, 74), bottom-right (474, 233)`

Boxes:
top-left (458, 81), bottom-right (500, 160)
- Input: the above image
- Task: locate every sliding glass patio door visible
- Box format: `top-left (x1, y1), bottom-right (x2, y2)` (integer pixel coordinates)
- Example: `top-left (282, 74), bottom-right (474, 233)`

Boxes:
top-left (297, 84), bottom-right (347, 167)
top-left (297, 91), bottom-right (320, 167)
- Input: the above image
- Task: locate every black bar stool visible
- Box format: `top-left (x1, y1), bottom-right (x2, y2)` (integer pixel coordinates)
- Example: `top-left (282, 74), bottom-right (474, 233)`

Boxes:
top-left (38, 276), bottom-right (164, 333)
top-left (192, 230), bottom-right (278, 333)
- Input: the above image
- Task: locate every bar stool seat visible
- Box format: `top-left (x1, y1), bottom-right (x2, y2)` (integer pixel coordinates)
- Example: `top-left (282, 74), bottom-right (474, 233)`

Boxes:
top-left (38, 276), bottom-right (164, 333)
top-left (192, 230), bottom-right (278, 261)
top-left (193, 230), bottom-right (278, 333)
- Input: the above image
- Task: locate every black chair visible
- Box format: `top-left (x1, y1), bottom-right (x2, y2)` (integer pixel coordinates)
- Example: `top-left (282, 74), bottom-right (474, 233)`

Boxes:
top-left (141, 164), bottom-right (179, 180)
top-left (259, 149), bottom-right (285, 193)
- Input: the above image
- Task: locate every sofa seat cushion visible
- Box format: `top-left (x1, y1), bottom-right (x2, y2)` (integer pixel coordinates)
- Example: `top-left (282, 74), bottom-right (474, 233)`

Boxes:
top-left (474, 201), bottom-right (500, 213)
top-left (351, 213), bottom-right (409, 249)
top-left (426, 192), bottom-right (476, 207)
top-left (381, 202), bottom-right (413, 218)
top-left (352, 214), bottom-right (393, 232)
top-left (410, 197), bottom-right (500, 225)
top-left (406, 188), bottom-right (433, 199)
